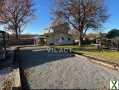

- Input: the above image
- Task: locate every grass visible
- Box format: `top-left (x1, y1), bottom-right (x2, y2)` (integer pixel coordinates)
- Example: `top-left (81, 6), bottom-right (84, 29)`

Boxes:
top-left (52, 45), bottom-right (119, 65)
top-left (75, 50), bottom-right (119, 65)
top-left (50, 45), bottom-right (80, 49)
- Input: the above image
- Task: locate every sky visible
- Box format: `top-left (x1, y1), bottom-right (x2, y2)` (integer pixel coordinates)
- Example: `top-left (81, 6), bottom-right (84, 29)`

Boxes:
top-left (12, 0), bottom-right (119, 34)
top-left (104, 0), bottom-right (119, 32)
top-left (23, 0), bottom-right (54, 35)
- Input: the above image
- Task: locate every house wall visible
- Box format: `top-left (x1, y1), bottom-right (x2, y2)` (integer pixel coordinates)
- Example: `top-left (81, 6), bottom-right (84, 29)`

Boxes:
top-left (47, 34), bottom-right (74, 45)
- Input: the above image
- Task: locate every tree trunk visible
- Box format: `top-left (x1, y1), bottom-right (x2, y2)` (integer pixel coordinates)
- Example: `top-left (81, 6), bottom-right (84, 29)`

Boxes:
top-left (79, 36), bottom-right (83, 46)
top-left (15, 26), bottom-right (21, 41)
top-left (15, 26), bottom-right (20, 45)
top-left (14, 25), bottom-right (18, 40)
top-left (117, 42), bottom-right (119, 51)
top-left (15, 30), bottom-right (19, 40)
top-left (78, 30), bottom-right (83, 46)
top-left (18, 27), bottom-right (21, 41)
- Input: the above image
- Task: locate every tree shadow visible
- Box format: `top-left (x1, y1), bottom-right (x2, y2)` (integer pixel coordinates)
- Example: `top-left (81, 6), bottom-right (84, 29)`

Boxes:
top-left (15, 47), bottom-right (74, 90)
top-left (73, 47), bottom-right (98, 52)
top-left (16, 48), bottom-right (74, 69)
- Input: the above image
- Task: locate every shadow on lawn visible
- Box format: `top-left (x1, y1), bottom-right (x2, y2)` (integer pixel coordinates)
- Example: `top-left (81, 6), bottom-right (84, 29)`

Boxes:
top-left (73, 47), bottom-right (99, 52)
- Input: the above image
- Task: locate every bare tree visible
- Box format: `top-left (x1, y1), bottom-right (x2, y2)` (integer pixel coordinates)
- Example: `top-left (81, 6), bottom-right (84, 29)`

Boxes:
top-left (52, 0), bottom-right (108, 46)
top-left (0, 0), bottom-right (35, 40)
top-left (51, 19), bottom-right (70, 34)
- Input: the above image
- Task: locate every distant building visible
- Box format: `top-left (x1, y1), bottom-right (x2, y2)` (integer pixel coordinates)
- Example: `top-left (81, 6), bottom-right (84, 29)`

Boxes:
top-left (17, 34), bottom-right (39, 45)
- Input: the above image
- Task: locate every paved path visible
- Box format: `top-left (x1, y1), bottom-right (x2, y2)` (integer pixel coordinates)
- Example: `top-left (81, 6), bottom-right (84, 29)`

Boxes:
top-left (18, 47), bottom-right (119, 89)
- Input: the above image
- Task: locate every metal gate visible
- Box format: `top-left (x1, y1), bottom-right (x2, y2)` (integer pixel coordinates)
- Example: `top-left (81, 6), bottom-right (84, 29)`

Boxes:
top-left (0, 31), bottom-right (8, 60)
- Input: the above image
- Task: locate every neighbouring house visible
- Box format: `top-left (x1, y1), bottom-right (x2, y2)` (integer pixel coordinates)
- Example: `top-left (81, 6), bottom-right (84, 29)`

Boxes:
top-left (17, 34), bottom-right (39, 45)
top-left (82, 33), bottom-right (107, 45)
top-left (44, 23), bottom-right (74, 45)
top-left (33, 35), bottom-right (46, 45)
top-left (38, 35), bottom-right (46, 45)
top-left (105, 37), bottom-right (119, 50)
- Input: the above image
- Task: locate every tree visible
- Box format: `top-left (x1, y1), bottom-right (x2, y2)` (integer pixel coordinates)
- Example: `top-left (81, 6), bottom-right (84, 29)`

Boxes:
top-left (107, 29), bottom-right (119, 39)
top-left (51, 19), bottom-right (70, 34)
top-left (52, 0), bottom-right (108, 46)
top-left (0, 0), bottom-right (35, 40)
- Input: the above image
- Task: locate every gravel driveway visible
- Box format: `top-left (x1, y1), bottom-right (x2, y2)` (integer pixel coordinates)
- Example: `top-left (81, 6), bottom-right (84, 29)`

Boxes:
top-left (18, 47), bottom-right (119, 89)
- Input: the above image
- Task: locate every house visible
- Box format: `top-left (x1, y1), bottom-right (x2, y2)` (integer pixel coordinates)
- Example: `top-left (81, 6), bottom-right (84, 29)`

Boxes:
top-left (44, 23), bottom-right (74, 45)
top-left (45, 33), bottom-right (74, 45)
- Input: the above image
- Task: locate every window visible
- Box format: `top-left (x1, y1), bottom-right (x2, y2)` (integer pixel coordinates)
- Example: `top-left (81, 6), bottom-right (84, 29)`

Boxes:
top-left (61, 37), bottom-right (64, 40)
top-left (68, 38), bottom-right (70, 41)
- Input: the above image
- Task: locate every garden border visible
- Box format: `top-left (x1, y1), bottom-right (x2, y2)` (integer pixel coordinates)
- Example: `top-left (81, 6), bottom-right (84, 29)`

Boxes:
top-left (73, 51), bottom-right (119, 71)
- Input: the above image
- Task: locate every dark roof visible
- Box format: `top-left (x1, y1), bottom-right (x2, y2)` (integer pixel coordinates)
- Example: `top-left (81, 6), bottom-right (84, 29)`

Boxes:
top-left (0, 31), bottom-right (9, 35)
top-left (20, 34), bottom-right (39, 39)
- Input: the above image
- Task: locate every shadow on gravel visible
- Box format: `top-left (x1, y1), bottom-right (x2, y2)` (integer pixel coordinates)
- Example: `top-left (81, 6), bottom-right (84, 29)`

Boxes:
top-left (14, 48), bottom-right (31, 90)
top-left (17, 48), bottom-right (74, 69)
top-left (15, 48), bottom-right (74, 90)
top-left (20, 67), bottom-right (31, 90)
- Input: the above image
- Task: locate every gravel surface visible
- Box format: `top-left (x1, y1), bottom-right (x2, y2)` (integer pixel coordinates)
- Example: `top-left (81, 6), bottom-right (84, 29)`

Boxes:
top-left (0, 68), bottom-right (15, 90)
top-left (18, 47), bottom-right (119, 89)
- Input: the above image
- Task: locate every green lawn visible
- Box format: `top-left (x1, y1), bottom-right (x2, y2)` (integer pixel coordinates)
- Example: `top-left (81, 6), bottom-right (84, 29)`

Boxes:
top-left (50, 45), bottom-right (80, 49)
top-left (75, 50), bottom-right (119, 64)
top-left (52, 45), bottom-right (119, 65)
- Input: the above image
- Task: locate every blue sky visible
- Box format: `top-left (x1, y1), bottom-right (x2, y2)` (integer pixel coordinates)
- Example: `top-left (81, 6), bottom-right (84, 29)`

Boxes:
top-left (23, 0), bottom-right (54, 35)
top-left (23, 0), bottom-right (119, 34)
top-left (104, 0), bottom-right (119, 32)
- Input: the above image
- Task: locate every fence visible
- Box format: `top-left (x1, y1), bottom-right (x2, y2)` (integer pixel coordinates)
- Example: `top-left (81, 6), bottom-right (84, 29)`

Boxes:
top-left (102, 38), bottom-right (119, 50)
top-left (0, 31), bottom-right (9, 60)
